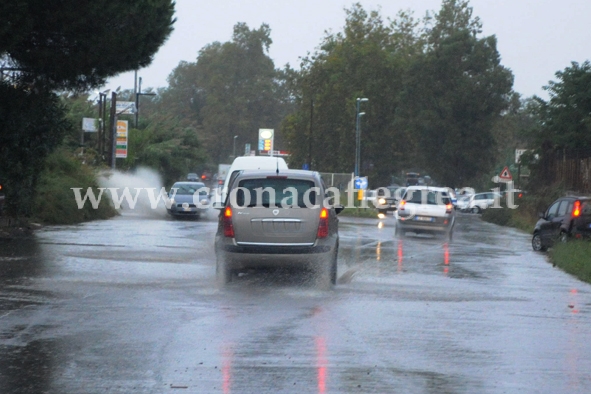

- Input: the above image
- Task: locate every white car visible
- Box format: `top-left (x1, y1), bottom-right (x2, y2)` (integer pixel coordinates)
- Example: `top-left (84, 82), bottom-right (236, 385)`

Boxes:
top-left (395, 186), bottom-right (455, 239)
top-left (467, 192), bottom-right (502, 213)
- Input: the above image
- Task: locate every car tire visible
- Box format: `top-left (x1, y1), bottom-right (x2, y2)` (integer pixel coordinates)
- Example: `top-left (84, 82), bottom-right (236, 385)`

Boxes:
top-left (532, 233), bottom-right (547, 252)
top-left (216, 256), bottom-right (232, 285)
top-left (471, 206), bottom-right (480, 214)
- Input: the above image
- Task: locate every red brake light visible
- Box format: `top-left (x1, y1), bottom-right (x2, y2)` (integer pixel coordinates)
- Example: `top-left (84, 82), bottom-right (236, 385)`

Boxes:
top-left (573, 201), bottom-right (581, 217)
top-left (317, 208), bottom-right (329, 238)
top-left (201, 174), bottom-right (206, 179)
top-left (223, 207), bottom-right (234, 237)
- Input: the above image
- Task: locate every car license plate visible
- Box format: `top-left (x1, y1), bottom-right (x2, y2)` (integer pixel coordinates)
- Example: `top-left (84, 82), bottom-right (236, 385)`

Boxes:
top-left (183, 207), bottom-right (191, 211)
top-left (414, 216), bottom-right (434, 222)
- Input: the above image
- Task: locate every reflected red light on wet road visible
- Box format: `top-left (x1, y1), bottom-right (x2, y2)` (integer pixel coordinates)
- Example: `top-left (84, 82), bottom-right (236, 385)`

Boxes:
top-left (222, 345), bottom-right (233, 394)
top-left (443, 243), bottom-right (450, 276)
top-left (315, 336), bottom-right (327, 393)
top-left (397, 240), bottom-right (403, 272)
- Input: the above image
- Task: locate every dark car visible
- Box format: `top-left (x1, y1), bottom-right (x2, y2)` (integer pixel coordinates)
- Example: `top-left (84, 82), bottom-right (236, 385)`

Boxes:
top-left (376, 186), bottom-right (405, 218)
top-left (167, 181), bottom-right (208, 219)
top-left (214, 169), bottom-right (343, 287)
top-left (532, 196), bottom-right (591, 251)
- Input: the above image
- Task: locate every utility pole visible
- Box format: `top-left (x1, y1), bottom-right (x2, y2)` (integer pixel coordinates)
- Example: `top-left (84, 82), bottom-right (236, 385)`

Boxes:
top-left (308, 98), bottom-right (314, 170)
top-left (109, 91), bottom-right (117, 168)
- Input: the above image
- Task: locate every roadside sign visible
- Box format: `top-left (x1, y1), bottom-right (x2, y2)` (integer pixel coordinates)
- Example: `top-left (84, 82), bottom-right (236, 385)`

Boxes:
top-left (82, 118), bottom-right (98, 132)
top-left (116, 101), bottom-right (136, 114)
top-left (115, 120), bottom-right (128, 158)
top-left (499, 166), bottom-right (512, 180)
top-left (354, 176), bottom-right (368, 190)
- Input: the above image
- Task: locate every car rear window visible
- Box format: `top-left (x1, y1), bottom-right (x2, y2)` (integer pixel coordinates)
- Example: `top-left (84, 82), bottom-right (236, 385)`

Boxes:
top-left (234, 178), bottom-right (317, 208)
top-left (403, 189), bottom-right (451, 205)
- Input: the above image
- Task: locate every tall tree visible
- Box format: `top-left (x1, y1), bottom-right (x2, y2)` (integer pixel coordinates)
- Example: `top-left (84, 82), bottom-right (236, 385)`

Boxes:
top-left (0, 0), bottom-right (175, 217)
top-left (399, 0), bottom-right (513, 187)
top-left (0, 0), bottom-right (175, 90)
top-left (283, 4), bottom-right (422, 185)
top-left (161, 23), bottom-right (291, 164)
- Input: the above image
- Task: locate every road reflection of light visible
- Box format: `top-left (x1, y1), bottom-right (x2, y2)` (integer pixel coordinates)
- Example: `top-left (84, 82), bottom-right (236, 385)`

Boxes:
top-left (315, 336), bottom-right (327, 394)
top-left (443, 243), bottom-right (450, 276)
top-left (222, 344), bottom-right (233, 394)
top-left (397, 240), bottom-right (403, 272)
top-left (569, 288), bottom-right (579, 314)
top-left (376, 241), bottom-right (381, 261)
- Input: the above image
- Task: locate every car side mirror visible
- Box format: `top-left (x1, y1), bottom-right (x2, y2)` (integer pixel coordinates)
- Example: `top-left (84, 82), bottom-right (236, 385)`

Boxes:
top-left (334, 205), bottom-right (345, 215)
top-left (538, 212), bottom-right (545, 219)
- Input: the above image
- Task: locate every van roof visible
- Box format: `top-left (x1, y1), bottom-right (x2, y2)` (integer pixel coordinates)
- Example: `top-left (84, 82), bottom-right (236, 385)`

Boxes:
top-left (230, 156), bottom-right (288, 169)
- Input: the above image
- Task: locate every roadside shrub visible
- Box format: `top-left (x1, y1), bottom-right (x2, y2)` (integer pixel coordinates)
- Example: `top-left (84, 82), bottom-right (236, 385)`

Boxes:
top-left (550, 241), bottom-right (591, 284)
top-left (481, 207), bottom-right (512, 226)
top-left (33, 149), bottom-right (117, 224)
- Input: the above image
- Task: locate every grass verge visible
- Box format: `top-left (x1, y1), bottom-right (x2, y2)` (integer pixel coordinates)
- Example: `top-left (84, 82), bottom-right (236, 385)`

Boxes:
top-left (549, 241), bottom-right (591, 284)
top-left (32, 149), bottom-right (118, 225)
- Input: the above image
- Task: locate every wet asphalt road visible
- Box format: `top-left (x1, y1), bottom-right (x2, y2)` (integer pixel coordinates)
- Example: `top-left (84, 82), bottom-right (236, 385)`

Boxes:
top-left (1, 210), bottom-right (590, 394)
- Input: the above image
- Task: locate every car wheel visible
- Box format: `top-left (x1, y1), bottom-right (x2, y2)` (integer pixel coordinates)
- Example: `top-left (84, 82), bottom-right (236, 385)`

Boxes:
top-left (471, 206), bottom-right (481, 214)
top-left (559, 231), bottom-right (568, 244)
top-left (532, 233), bottom-right (546, 252)
top-left (216, 255), bottom-right (232, 285)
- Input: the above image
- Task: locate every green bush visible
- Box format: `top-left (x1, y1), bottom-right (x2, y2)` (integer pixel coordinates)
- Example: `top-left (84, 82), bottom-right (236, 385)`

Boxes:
top-left (481, 207), bottom-right (512, 226)
top-left (550, 241), bottom-right (591, 284)
top-left (33, 150), bottom-right (117, 224)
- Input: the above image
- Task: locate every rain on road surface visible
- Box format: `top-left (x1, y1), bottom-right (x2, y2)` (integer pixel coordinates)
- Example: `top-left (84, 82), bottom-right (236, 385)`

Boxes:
top-left (1, 210), bottom-right (590, 393)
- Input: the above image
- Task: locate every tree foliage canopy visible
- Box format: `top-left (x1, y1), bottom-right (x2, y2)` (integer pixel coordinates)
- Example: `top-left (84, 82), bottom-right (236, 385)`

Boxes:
top-left (283, 0), bottom-right (513, 187)
top-left (0, 0), bottom-right (175, 90)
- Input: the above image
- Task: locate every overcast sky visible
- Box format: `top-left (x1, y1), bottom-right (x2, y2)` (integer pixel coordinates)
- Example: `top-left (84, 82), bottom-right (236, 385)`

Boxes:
top-left (104, 0), bottom-right (591, 100)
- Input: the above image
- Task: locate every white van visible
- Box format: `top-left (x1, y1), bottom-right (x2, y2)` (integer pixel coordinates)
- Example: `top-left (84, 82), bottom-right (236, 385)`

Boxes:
top-left (221, 156), bottom-right (288, 203)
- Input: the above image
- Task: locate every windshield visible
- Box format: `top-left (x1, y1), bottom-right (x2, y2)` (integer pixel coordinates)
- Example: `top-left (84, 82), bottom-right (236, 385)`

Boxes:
top-left (171, 183), bottom-right (207, 196)
top-left (403, 189), bottom-right (451, 205)
top-left (234, 178), bottom-right (317, 208)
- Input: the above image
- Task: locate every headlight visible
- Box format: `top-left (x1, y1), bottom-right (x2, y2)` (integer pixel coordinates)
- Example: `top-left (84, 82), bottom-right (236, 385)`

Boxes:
top-left (378, 198), bottom-right (387, 205)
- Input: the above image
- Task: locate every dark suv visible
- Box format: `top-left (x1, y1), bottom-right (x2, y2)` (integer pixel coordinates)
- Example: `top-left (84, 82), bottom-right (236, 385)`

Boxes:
top-left (532, 196), bottom-right (591, 251)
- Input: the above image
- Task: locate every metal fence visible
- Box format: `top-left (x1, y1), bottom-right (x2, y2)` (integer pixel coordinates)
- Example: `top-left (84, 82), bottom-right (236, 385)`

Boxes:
top-left (319, 172), bottom-right (354, 192)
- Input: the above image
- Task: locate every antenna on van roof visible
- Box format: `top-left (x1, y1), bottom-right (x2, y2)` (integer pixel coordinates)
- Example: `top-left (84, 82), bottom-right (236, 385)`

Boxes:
top-left (276, 157), bottom-right (279, 174)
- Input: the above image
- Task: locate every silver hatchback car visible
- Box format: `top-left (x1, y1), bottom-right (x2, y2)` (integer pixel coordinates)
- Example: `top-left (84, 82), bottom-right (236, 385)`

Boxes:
top-left (214, 170), bottom-right (343, 286)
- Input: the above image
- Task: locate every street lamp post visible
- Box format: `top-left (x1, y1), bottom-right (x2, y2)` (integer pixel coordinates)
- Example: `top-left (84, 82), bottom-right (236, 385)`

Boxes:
top-left (233, 135), bottom-right (238, 158)
top-left (97, 90), bottom-right (110, 159)
top-left (135, 77), bottom-right (156, 128)
top-left (355, 98), bottom-right (368, 177)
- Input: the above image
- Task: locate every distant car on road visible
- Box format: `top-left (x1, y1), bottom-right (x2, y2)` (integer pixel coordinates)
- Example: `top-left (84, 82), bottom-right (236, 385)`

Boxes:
top-left (376, 186), bottom-right (405, 217)
top-left (214, 169), bottom-right (343, 287)
top-left (532, 195), bottom-right (591, 251)
top-left (395, 186), bottom-right (455, 240)
top-left (186, 173), bottom-right (199, 181)
top-left (167, 181), bottom-right (208, 219)
top-left (467, 192), bottom-right (502, 214)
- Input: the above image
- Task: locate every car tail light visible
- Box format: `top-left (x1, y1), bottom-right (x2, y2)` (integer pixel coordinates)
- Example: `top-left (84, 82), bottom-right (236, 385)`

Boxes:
top-left (573, 200), bottom-right (581, 217)
top-left (317, 208), bottom-right (329, 238)
top-left (223, 207), bottom-right (234, 237)
top-left (445, 203), bottom-right (453, 213)
top-left (399, 200), bottom-right (406, 211)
